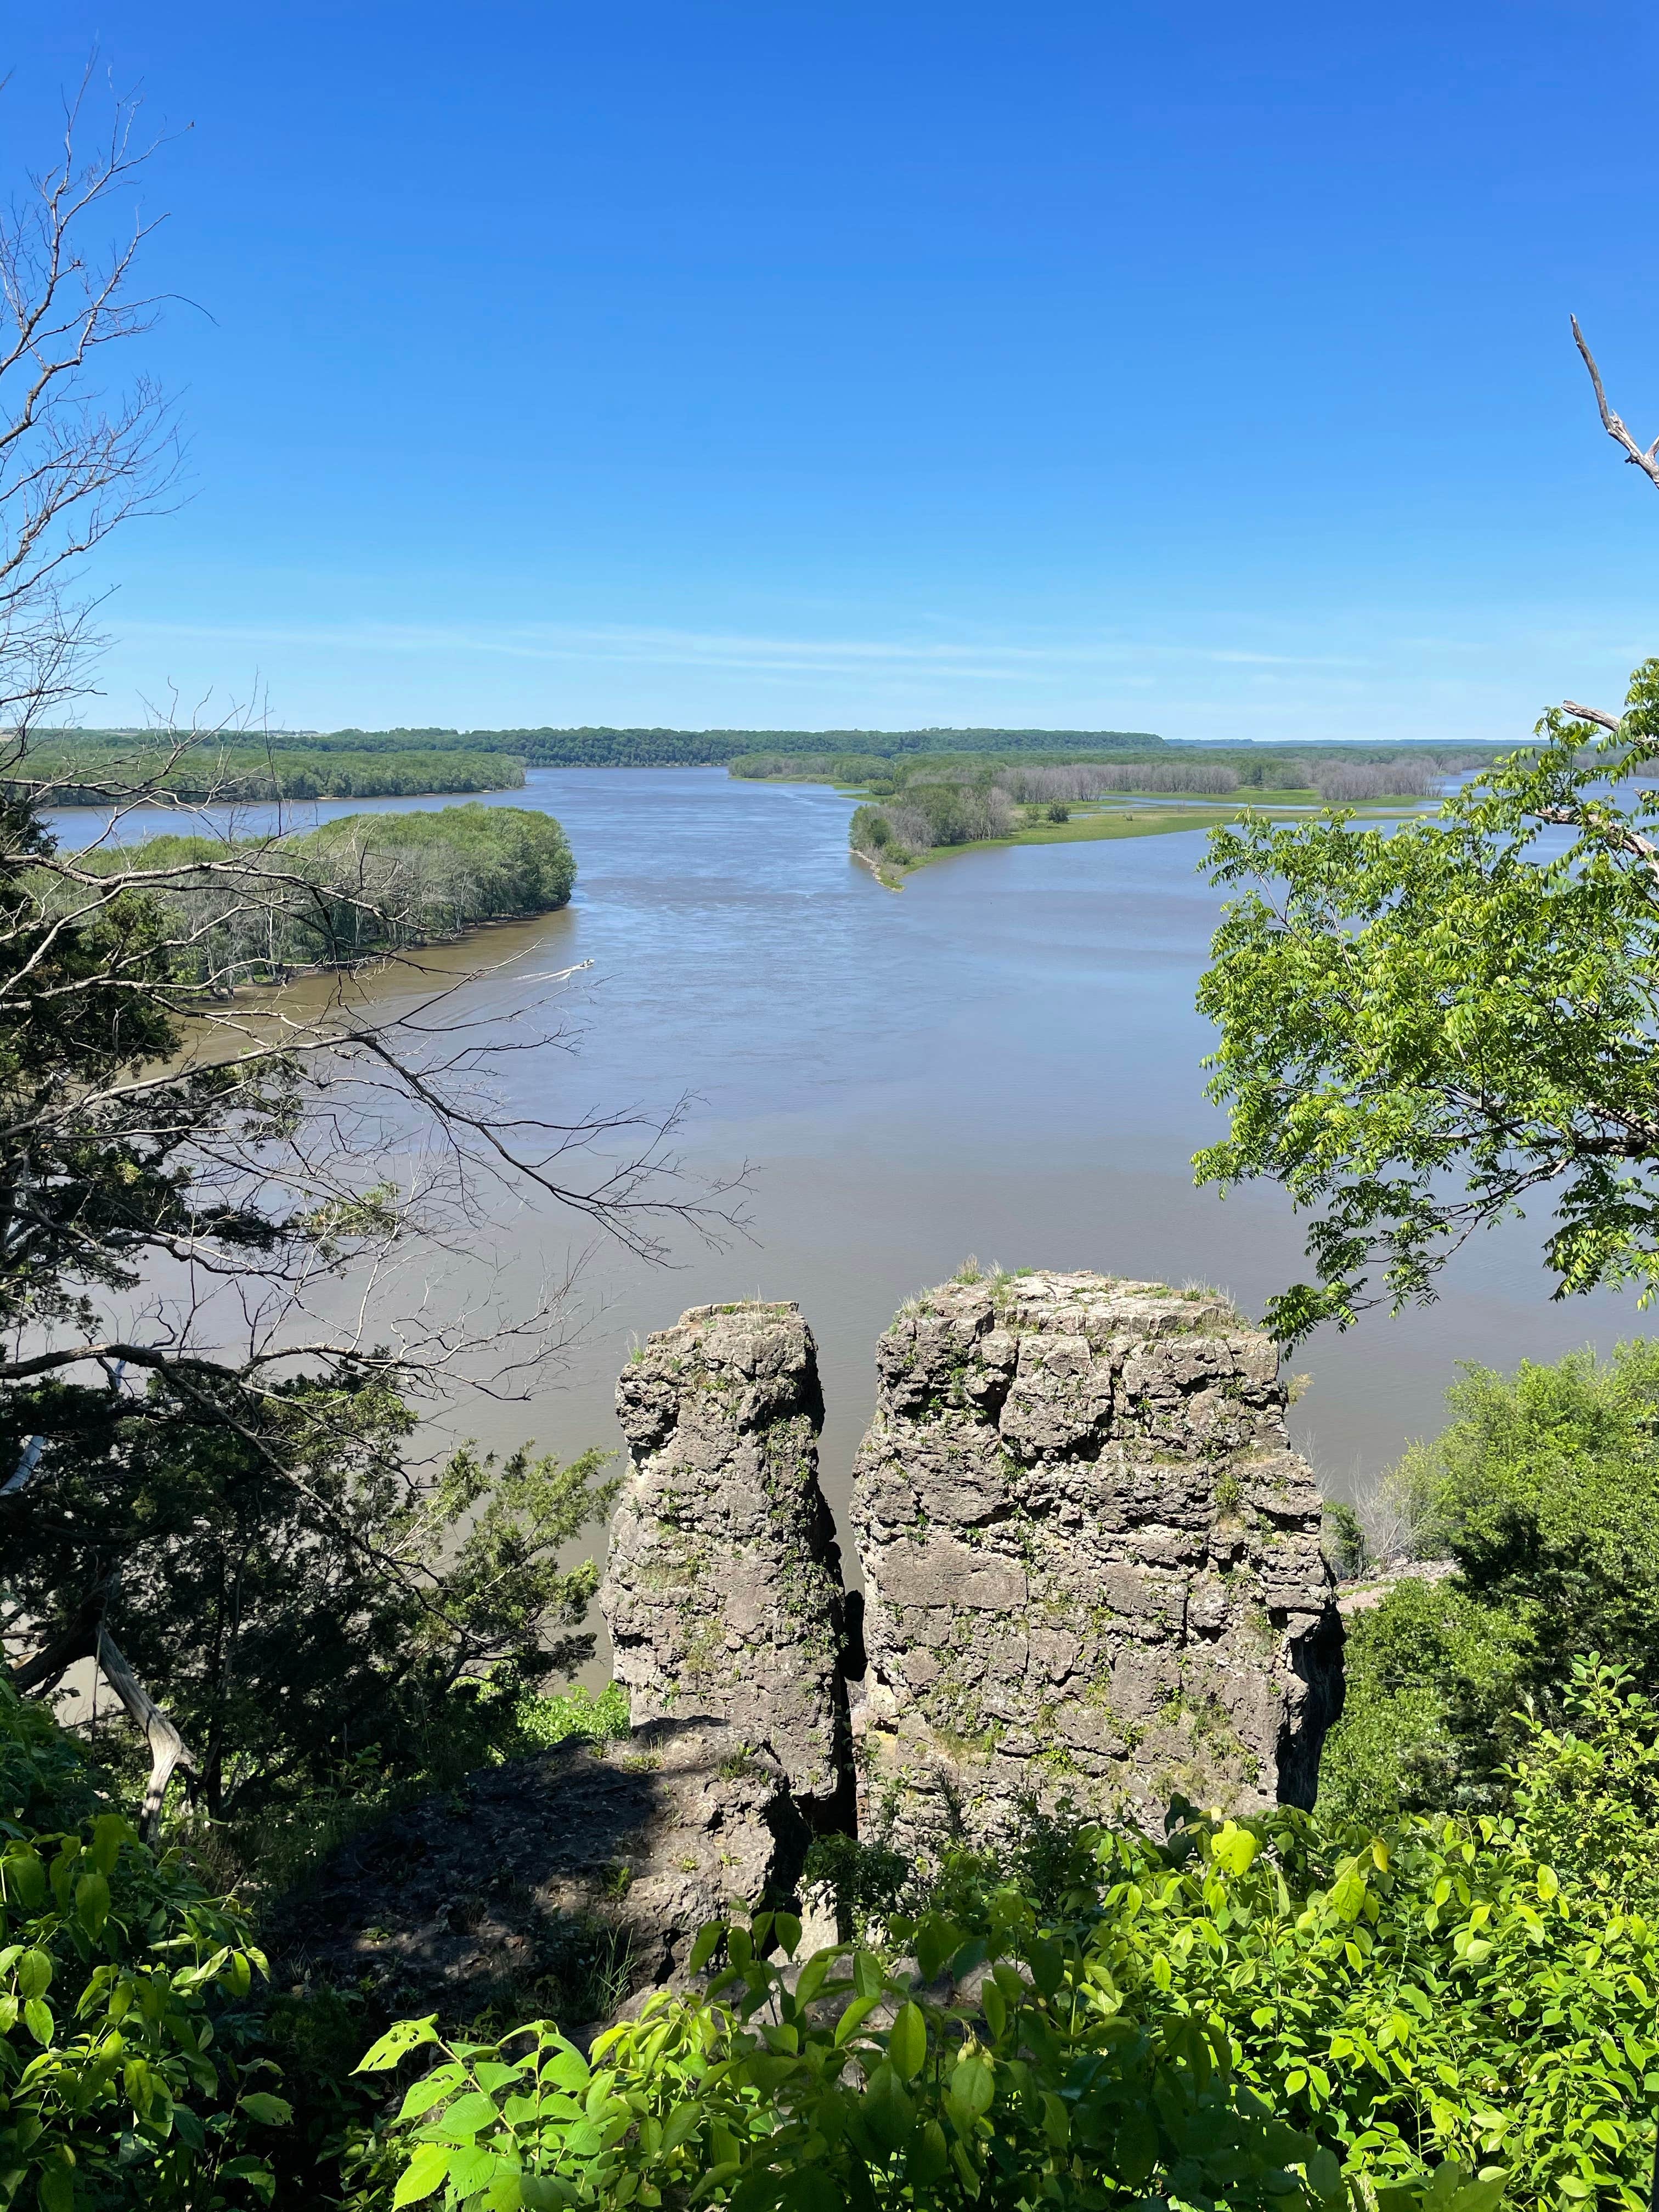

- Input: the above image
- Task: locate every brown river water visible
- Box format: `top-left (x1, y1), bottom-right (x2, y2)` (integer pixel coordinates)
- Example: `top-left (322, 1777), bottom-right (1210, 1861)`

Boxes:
top-left (52, 768), bottom-right (1642, 1595)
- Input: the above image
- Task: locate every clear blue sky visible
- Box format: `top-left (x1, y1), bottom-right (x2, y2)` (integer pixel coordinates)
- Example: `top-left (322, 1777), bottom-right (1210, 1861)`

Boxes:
top-left (14, 2), bottom-right (1659, 740)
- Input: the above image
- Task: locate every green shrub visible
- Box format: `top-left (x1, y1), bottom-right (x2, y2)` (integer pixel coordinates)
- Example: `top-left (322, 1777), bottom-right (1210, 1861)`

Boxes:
top-left (1506, 1655), bottom-right (1659, 1918)
top-left (1398, 1343), bottom-right (1659, 1692)
top-left (361, 1904), bottom-right (1395, 2211)
top-left (509, 1680), bottom-right (630, 1753)
top-left (1316, 1579), bottom-right (1532, 1825)
top-left (0, 1680), bottom-right (285, 2209)
top-left (1319, 1341), bottom-right (1659, 1820)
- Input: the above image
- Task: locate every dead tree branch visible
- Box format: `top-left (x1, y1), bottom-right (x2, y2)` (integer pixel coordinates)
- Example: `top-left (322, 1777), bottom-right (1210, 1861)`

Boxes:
top-left (1572, 314), bottom-right (1659, 491)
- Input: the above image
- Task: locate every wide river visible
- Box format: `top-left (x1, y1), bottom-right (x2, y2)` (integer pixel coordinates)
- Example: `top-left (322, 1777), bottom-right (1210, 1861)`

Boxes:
top-left (50, 768), bottom-right (1640, 1586)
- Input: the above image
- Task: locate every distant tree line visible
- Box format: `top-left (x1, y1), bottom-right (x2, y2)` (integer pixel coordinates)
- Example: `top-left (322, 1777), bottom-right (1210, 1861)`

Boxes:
top-left (313, 724), bottom-right (1171, 765)
top-left (14, 738), bottom-right (526, 803)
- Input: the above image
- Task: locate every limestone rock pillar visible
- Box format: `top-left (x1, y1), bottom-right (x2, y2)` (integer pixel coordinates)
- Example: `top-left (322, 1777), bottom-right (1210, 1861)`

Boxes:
top-left (849, 1270), bottom-right (1342, 1845)
top-left (602, 1300), bottom-right (853, 1824)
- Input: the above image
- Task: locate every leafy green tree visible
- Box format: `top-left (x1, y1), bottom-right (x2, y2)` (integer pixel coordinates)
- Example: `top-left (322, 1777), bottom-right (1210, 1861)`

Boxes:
top-left (1313, 1578), bottom-right (1531, 1826)
top-left (7, 1372), bottom-right (616, 1822)
top-left (1197, 659), bottom-right (1659, 1342)
top-left (1317, 1341), bottom-right (1659, 1820)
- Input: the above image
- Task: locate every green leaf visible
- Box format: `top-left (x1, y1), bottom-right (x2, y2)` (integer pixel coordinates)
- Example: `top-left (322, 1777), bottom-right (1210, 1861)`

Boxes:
top-left (833, 1994), bottom-right (881, 2046)
top-left (1214, 1821), bottom-right (1260, 1877)
top-left (423, 2090), bottom-right (500, 2141)
top-left (444, 2144), bottom-right (500, 2197)
top-left (398, 2066), bottom-right (469, 2121)
top-left (795, 1953), bottom-right (832, 2004)
top-left (16, 1948), bottom-right (53, 2001)
top-left (89, 1813), bottom-right (127, 1875)
top-left (949, 2051), bottom-right (995, 2120)
top-left (1306, 2146), bottom-right (1344, 2200)
top-left (688, 1922), bottom-right (724, 1976)
top-left (24, 1996), bottom-right (54, 2046)
top-left (5, 1847), bottom-right (46, 1910)
top-left (888, 2001), bottom-right (927, 2081)
top-left (1026, 1938), bottom-right (1063, 1997)
top-left (774, 1911), bottom-right (803, 1958)
top-left (393, 2141), bottom-right (453, 2206)
top-left (358, 2016), bottom-right (442, 2073)
top-left (861, 2062), bottom-right (915, 2154)
top-left (38, 2166), bottom-right (75, 2212)
top-left (909, 2117), bottom-right (951, 2186)
top-left (539, 2045), bottom-right (590, 2092)
top-left (239, 2092), bottom-right (294, 2126)
top-left (915, 1915), bottom-right (962, 1984)
top-left (75, 1869), bottom-right (110, 1937)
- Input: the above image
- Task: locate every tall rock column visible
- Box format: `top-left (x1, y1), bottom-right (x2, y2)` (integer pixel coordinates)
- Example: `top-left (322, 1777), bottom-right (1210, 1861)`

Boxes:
top-left (849, 1270), bottom-right (1342, 1845)
top-left (602, 1300), bottom-right (853, 1825)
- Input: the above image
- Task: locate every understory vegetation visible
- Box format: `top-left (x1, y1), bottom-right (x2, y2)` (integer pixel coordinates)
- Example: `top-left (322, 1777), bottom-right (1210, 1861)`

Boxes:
top-left (8, 1607), bottom-right (1656, 2208)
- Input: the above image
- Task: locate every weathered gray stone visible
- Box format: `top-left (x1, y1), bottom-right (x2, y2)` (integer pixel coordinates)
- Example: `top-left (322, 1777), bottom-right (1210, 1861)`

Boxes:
top-left (280, 1718), bottom-right (809, 2034)
top-left (602, 1300), bottom-right (853, 1822)
top-left (849, 1270), bottom-right (1343, 1845)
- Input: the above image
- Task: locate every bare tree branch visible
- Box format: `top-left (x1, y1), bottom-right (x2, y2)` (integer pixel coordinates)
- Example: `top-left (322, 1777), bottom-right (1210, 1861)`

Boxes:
top-left (1572, 314), bottom-right (1659, 490)
top-left (1561, 699), bottom-right (1624, 733)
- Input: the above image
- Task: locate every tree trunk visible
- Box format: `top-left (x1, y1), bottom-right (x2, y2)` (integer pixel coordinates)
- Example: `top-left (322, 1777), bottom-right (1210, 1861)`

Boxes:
top-left (9, 1581), bottom-right (200, 1841)
top-left (94, 1626), bottom-right (198, 1841)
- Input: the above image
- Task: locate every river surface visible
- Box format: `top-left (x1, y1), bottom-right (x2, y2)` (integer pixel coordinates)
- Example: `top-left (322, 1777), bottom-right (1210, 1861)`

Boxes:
top-left (47, 769), bottom-right (1643, 1579)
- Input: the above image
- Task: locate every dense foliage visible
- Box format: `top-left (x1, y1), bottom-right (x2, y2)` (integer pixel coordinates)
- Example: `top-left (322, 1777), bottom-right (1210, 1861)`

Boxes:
top-left (1317, 1341), bottom-right (1659, 1821)
top-left (320, 727), bottom-right (1168, 768)
top-left (0, 1681), bottom-right (286, 2210)
top-left (1197, 657), bottom-right (1659, 1340)
top-left (359, 1904), bottom-right (1361, 2212)
top-left (8, 1363), bottom-right (617, 1824)
top-left (740, 747), bottom-right (1485, 793)
top-left (363, 1679), bottom-right (1659, 2212)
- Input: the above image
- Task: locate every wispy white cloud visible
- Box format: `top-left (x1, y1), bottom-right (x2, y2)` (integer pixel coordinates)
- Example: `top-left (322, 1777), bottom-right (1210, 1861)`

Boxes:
top-left (120, 614), bottom-right (1367, 680)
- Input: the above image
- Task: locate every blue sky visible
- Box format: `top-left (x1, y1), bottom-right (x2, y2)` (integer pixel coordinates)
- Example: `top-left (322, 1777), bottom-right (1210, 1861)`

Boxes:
top-left (13, 1), bottom-right (1659, 740)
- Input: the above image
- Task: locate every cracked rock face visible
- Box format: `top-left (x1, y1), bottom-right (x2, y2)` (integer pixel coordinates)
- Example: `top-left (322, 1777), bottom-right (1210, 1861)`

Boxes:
top-left (602, 1301), bottom-right (853, 1822)
top-left (849, 1271), bottom-right (1343, 1844)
